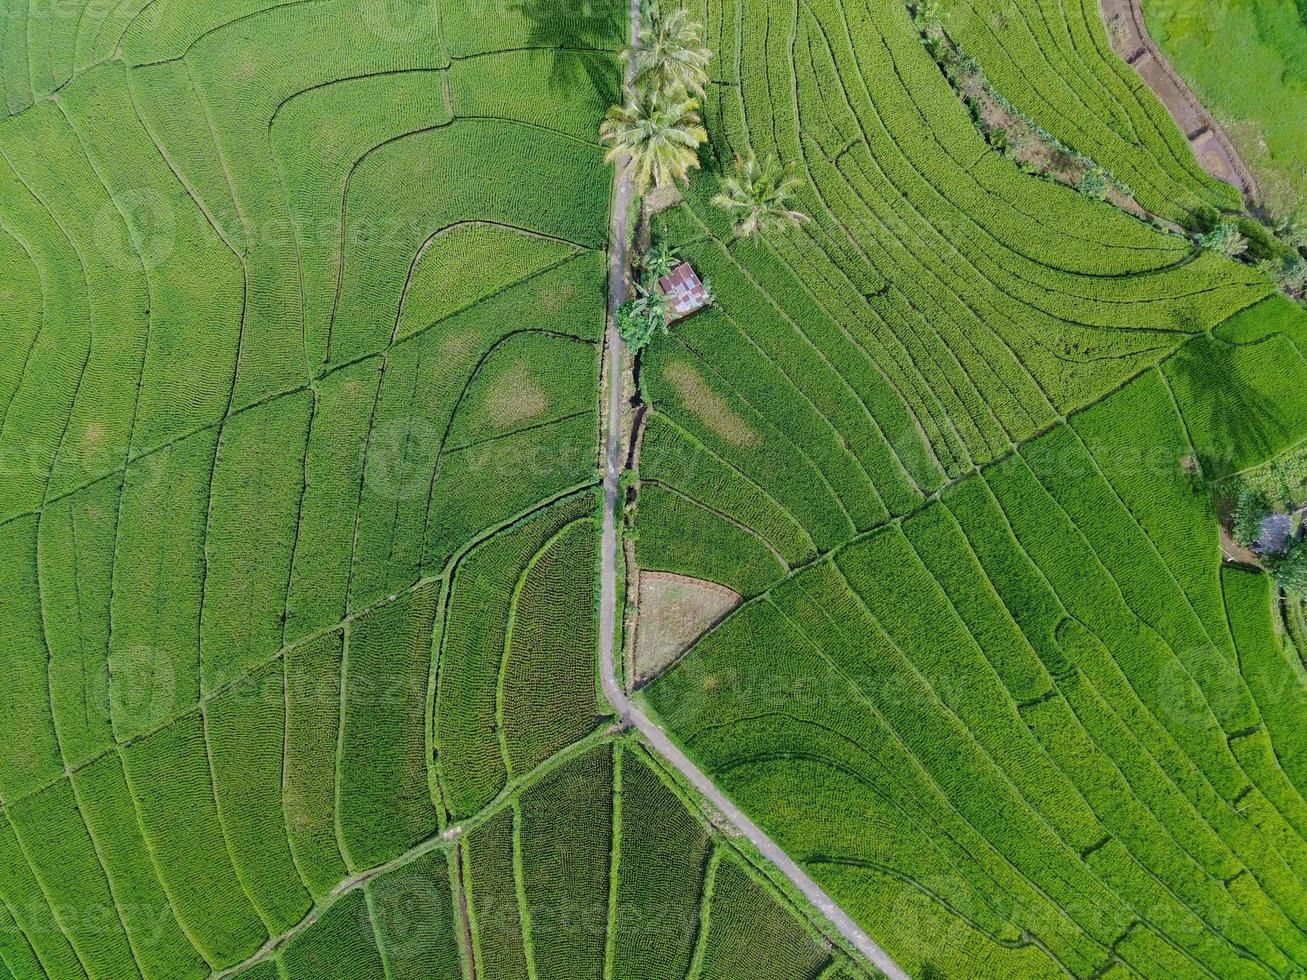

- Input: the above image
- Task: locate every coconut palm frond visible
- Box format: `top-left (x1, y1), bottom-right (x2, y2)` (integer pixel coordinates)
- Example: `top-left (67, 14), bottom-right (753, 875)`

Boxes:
top-left (644, 239), bottom-right (680, 281)
top-left (624, 8), bottom-right (712, 97)
top-left (599, 87), bottom-right (707, 194)
top-left (711, 153), bottom-right (810, 239)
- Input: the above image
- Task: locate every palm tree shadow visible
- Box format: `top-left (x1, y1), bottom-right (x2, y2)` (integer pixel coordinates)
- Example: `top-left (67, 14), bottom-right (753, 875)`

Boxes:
top-left (513, 0), bottom-right (626, 104)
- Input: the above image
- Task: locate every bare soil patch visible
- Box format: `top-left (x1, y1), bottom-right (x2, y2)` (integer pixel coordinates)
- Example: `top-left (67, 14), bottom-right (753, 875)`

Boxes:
top-left (1219, 525), bottom-right (1261, 566)
top-left (436, 329), bottom-right (480, 363)
top-left (633, 571), bottom-right (743, 686)
top-left (645, 182), bottom-right (683, 214)
top-left (663, 360), bottom-right (758, 447)
top-left (483, 362), bottom-right (548, 427)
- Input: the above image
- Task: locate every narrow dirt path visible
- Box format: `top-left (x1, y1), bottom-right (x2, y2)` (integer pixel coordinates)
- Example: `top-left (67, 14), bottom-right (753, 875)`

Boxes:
top-left (1100, 0), bottom-right (1258, 202)
top-left (595, 4), bottom-right (908, 977)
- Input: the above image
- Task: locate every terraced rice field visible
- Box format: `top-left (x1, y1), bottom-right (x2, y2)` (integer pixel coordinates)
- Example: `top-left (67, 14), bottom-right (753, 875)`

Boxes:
top-left (0, 1), bottom-right (864, 978)
top-left (633, 0), bottom-right (1307, 977)
top-left (936, 0), bottom-right (1246, 221)
top-left (3, 0), bottom-right (1305, 977)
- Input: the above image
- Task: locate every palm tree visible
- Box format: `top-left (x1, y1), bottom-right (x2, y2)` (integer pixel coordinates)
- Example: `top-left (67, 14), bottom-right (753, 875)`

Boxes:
top-left (712, 153), bottom-right (810, 239)
top-left (1197, 219), bottom-right (1249, 258)
top-left (600, 87), bottom-right (708, 194)
top-left (644, 239), bottom-right (680, 281)
top-left (625, 9), bottom-right (712, 97)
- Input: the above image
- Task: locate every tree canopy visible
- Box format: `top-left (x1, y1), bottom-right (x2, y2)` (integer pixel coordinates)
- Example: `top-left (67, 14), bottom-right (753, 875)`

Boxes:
top-left (600, 88), bottom-right (707, 194)
top-left (625, 8), bottom-right (712, 97)
top-left (712, 154), bottom-right (810, 240)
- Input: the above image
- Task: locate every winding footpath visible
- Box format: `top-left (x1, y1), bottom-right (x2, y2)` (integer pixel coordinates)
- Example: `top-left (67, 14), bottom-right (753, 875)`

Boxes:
top-left (597, 3), bottom-right (908, 977)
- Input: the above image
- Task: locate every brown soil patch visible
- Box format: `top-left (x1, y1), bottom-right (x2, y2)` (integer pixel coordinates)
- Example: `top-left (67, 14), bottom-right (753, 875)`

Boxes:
top-left (435, 329), bottom-right (480, 364)
top-left (1190, 130), bottom-right (1242, 189)
top-left (663, 361), bottom-right (758, 447)
top-left (633, 571), bottom-right (743, 686)
top-left (81, 422), bottom-right (106, 448)
top-left (1220, 525), bottom-right (1261, 566)
top-left (482, 362), bottom-right (548, 427)
top-left (645, 183), bottom-right (684, 214)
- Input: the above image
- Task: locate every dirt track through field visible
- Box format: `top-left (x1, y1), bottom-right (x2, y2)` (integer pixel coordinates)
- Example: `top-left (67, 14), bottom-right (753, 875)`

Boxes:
top-left (594, 3), bottom-right (908, 976)
top-left (1100, 0), bottom-right (1258, 202)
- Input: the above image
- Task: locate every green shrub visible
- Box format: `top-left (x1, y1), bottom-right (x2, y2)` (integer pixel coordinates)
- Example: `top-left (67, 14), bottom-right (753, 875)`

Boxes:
top-left (1077, 167), bottom-right (1111, 200)
top-left (1261, 252), bottom-right (1307, 295)
top-left (1271, 537), bottom-right (1307, 597)
top-left (618, 286), bottom-right (670, 353)
top-left (1198, 219), bottom-right (1249, 257)
top-left (1234, 485), bottom-right (1274, 546)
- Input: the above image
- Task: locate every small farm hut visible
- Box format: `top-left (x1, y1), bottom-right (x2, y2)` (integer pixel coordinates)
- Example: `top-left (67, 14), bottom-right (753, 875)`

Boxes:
top-left (1254, 512), bottom-right (1295, 555)
top-left (658, 262), bottom-right (710, 320)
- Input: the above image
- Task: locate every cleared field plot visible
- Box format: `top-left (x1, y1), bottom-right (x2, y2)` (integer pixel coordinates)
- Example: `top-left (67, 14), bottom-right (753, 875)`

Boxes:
top-left (633, 571), bottom-right (744, 685)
